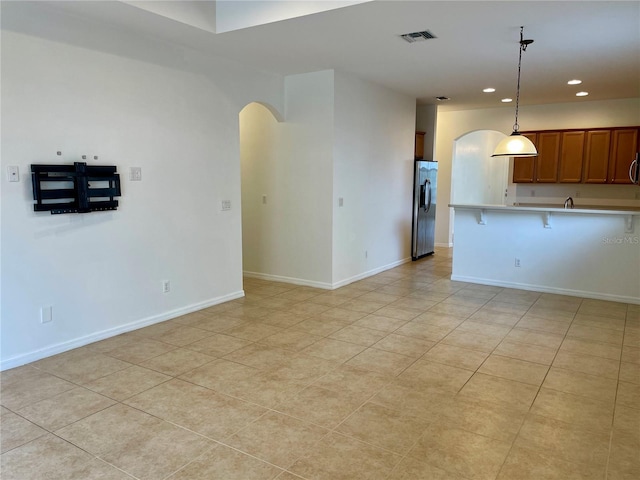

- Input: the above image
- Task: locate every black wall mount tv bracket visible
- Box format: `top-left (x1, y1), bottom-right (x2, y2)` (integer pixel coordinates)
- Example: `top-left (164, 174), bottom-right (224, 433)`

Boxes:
top-left (31, 162), bottom-right (121, 214)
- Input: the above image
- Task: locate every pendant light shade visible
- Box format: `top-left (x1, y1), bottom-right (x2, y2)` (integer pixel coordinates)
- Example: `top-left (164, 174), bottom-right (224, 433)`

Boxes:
top-left (492, 132), bottom-right (537, 157)
top-left (492, 27), bottom-right (537, 158)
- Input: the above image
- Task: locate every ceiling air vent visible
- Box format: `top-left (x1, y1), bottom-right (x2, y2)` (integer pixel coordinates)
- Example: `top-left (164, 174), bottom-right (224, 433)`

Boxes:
top-left (400, 30), bottom-right (436, 43)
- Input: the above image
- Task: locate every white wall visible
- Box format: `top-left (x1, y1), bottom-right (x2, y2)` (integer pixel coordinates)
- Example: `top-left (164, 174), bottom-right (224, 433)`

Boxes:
top-left (1, 13), bottom-right (284, 368)
top-left (240, 71), bottom-right (335, 287)
top-left (416, 104), bottom-right (437, 160)
top-left (332, 72), bottom-right (416, 285)
top-left (451, 130), bottom-right (508, 205)
top-left (451, 208), bottom-right (640, 303)
top-left (436, 98), bottom-right (640, 245)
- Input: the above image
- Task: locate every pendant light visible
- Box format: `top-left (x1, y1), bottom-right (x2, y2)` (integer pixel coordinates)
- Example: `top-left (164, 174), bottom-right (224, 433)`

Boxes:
top-left (492, 27), bottom-right (537, 157)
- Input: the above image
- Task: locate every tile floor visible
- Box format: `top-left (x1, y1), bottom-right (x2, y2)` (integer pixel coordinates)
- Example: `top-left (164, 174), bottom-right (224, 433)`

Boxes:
top-left (1, 247), bottom-right (639, 479)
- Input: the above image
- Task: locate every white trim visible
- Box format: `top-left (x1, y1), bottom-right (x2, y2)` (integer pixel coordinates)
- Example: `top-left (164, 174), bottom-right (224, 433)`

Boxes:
top-left (0, 291), bottom-right (245, 371)
top-left (243, 272), bottom-right (334, 290)
top-left (451, 275), bottom-right (640, 305)
top-left (435, 242), bottom-right (453, 248)
top-left (331, 257), bottom-right (412, 289)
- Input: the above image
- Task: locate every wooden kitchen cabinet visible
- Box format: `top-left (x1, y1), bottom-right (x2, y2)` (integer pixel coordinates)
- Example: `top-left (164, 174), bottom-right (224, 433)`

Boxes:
top-left (535, 132), bottom-right (561, 183)
top-left (558, 131), bottom-right (585, 183)
top-left (512, 133), bottom-right (537, 183)
top-left (583, 130), bottom-right (612, 183)
top-left (609, 128), bottom-right (639, 184)
top-left (415, 131), bottom-right (425, 159)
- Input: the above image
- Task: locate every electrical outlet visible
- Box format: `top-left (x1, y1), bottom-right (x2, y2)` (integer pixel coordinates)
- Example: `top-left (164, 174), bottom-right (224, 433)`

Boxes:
top-left (338, 197), bottom-right (344, 207)
top-left (514, 258), bottom-right (521, 268)
top-left (162, 280), bottom-right (170, 293)
top-left (575, 191), bottom-right (581, 198)
top-left (41, 306), bottom-right (53, 323)
top-left (221, 200), bottom-right (231, 211)
top-left (530, 190), bottom-right (535, 197)
top-left (7, 166), bottom-right (19, 182)
top-left (129, 167), bottom-right (142, 181)
top-left (262, 195), bottom-right (267, 205)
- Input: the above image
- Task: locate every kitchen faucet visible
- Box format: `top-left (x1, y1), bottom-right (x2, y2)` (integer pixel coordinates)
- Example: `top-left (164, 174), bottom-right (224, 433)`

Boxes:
top-left (564, 196), bottom-right (574, 209)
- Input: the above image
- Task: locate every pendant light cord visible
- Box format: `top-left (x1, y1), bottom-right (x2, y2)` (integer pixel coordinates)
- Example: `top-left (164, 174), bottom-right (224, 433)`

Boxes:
top-left (513, 26), bottom-right (524, 133)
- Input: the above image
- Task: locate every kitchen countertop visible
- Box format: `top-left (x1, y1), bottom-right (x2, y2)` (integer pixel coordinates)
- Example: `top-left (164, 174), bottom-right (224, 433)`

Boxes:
top-left (449, 203), bottom-right (640, 216)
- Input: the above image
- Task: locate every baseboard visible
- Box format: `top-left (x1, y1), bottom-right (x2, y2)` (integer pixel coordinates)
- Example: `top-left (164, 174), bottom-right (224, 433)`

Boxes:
top-left (0, 290), bottom-right (245, 372)
top-left (435, 242), bottom-right (453, 248)
top-left (331, 257), bottom-right (412, 289)
top-left (243, 271), bottom-right (334, 290)
top-left (450, 275), bottom-right (640, 305)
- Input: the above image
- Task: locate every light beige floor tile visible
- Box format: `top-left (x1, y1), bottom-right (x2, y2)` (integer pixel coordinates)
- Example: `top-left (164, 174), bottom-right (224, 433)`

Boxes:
top-left (455, 320), bottom-right (512, 338)
top-left (530, 388), bottom-right (614, 433)
top-left (134, 321), bottom-right (183, 338)
top-left (224, 323), bottom-right (284, 342)
top-left (526, 306), bottom-right (576, 321)
top-left (373, 305), bottom-right (423, 321)
top-left (151, 325), bottom-right (215, 347)
top-left (481, 300), bottom-right (531, 315)
top-left (497, 445), bottom-right (605, 480)
top-left (552, 351), bottom-right (620, 380)
top-left (275, 385), bottom-right (364, 429)
top-left (268, 354), bottom-right (338, 384)
top-left (83, 333), bottom-right (139, 354)
top-left (608, 430), bottom-right (640, 480)
top-left (302, 338), bottom-right (366, 363)
top-left (542, 367), bottom-right (617, 405)
top-left (339, 298), bottom-right (387, 314)
top-left (312, 365), bottom-right (392, 400)
top-left (289, 431), bottom-right (401, 480)
top-left (85, 365), bottom-right (171, 401)
top-left (288, 302), bottom-right (332, 316)
top-left (357, 292), bottom-right (402, 304)
top-left (33, 348), bottom-right (133, 384)
top-left (328, 325), bottom-right (387, 346)
top-left (622, 345), bottom-right (640, 365)
top-left (468, 309), bottom-right (522, 327)
top-left (493, 339), bottom-right (558, 365)
top-left (0, 434), bottom-right (134, 480)
top-left (255, 297), bottom-right (301, 311)
top-left (223, 344), bottom-right (292, 370)
top-left (226, 305), bottom-right (274, 319)
top-left (614, 404), bottom-right (640, 438)
top-left (125, 378), bottom-right (265, 440)
top-left (186, 333), bottom-right (252, 356)
top-left (389, 297), bottom-right (438, 311)
top-left (398, 359), bottom-right (473, 393)
top-left (0, 410), bottom-right (47, 454)
top-left (573, 313), bottom-right (626, 331)
top-left (56, 404), bottom-right (213, 480)
top-left (442, 294), bottom-right (490, 308)
top-left (14, 387), bottom-right (115, 431)
top-left (166, 444), bottom-right (283, 479)
top-left (353, 314), bottom-right (408, 332)
top-left (617, 380), bottom-right (640, 409)
top-left (409, 422), bottom-right (512, 480)
top-left (394, 321), bottom-right (454, 342)
top-left (619, 362), bottom-right (640, 385)
top-left (319, 307), bottom-right (368, 322)
top-left (0, 369), bottom-right (76, 410)
top-left (515, 414), bottom-right (610, 467)
top-left (412, 312), bottom-right (466, 329)
top-left (226, 411), bottom-right (328, 468)
top-left (428, 303), bottom-right (479, 318)
top-left (346, 348), bottom-right (416, 376)
top-left (441, 330), bottom-right (502, 353)
top-left (221, 370), bottom-right (306, 408)
top-left (369, 383), bottom-right (453, 421)
top-left (260, 311), bottom-right (308, 328)
top-left (439, 396), bottom-right (526, 442)
top-left (578, 302), bottom-right (627, 320)
top-left (139, 348), bottom-right (215, 376)
top-left (505, 328), bottom-right (564, 349)
top-left (478, 354), bottom-right (549, 385)
top-left (104, 338), bottom-right (177, 365)
top-left (178, 358), bottom-right (259, 391)
top-left (560, 337), bottom-right (621, 361)
top-left (260, 329), bottom-right (322, 351)
top-left (458, 373), bottom-right (539, 412)
top-left (567, 323), bottom-right (624, 345)
top-left (387, 456), bottom-right (466, 480)
top-left (292, 318), bottom-right (350, 336)
top-left (336, 402), bottom-right (430, 454)
top-left (189, 316), bottom-right (247, 333)
top-left (516, 315), bottom-right (571, 335)
top-left (372, 334), bottom-right (435, 358)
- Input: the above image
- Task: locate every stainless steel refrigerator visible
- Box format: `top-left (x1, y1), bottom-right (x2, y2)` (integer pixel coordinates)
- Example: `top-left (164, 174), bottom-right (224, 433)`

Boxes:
top-left (412, 160), bottom-right (438, 260)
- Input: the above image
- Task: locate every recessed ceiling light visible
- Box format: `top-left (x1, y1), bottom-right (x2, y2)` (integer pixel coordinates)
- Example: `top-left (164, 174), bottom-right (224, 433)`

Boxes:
top-left (435, 96), bottom-right (450, 101)
top-left (576, 91), bottom-right (589, 97)
top-left (501, 98), bottom-right (513, 103)
top-left (483, 88), bottom-right (496, 93)
top-left (567, 79), bottom-right (582, 85)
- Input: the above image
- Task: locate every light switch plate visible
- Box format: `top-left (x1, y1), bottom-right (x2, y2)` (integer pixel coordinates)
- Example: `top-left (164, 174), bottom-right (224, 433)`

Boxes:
top-left (130, 167), bottom-right (142, 181)
top-left (7, 166), bottom-right (19, 182)
top-left (221, 200), bottom-right (231, 211)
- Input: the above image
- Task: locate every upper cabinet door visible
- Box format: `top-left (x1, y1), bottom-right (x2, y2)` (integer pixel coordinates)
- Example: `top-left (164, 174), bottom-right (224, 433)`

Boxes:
top-left (512, 133), bottom-right (537, 183)
top-left (535, 132), bottom-right (561, 183)
top-left (609, 128), bottom-right (639, 184)
top-left (558, 131), bottom-right (585, 183)
top-left (584, 130), bottom-right (612, 183)
top-left (415, 131), bottom-right (425, 160)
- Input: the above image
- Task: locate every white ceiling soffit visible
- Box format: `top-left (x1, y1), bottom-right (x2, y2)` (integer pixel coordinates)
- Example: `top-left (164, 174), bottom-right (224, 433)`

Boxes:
top-left (122, 1), bottom-right (371, 34)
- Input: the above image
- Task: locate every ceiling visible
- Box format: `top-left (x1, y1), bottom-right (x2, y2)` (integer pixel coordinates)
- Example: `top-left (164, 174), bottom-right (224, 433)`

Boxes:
top-left (4, 1), bottom-right (639, 111)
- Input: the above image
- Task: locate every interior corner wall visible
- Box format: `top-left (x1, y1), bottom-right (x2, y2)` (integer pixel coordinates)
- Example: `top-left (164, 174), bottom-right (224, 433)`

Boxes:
top-left (0, 22), bottom-right (284, 368)
top-left (332, 72), bottom-right (416, 286)
top-left (240, 71), bottom-right (334, 287)
top-left (435, 98), bottom-right (640, 246)
top-left (416, 104), bottom-right (437, 160)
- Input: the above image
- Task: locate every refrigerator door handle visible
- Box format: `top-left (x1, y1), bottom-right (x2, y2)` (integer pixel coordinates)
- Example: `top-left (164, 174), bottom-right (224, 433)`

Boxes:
top-left (424, 179), bottom-right (432, 212)
top-left (419, 183), bottom-right (426, 209)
